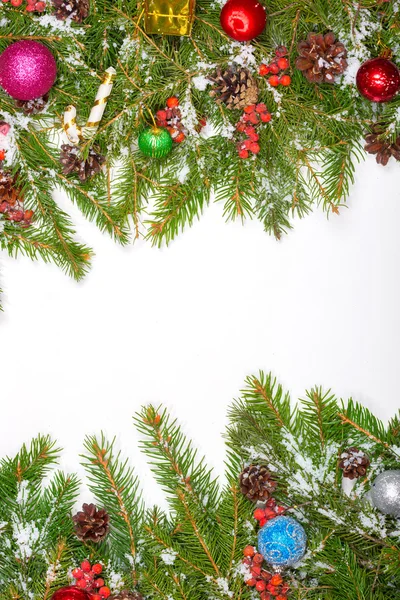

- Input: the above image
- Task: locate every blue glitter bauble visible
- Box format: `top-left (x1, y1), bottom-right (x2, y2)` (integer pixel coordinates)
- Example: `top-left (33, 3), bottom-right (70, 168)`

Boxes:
top-left (258, 516), bottom-right (307, 568)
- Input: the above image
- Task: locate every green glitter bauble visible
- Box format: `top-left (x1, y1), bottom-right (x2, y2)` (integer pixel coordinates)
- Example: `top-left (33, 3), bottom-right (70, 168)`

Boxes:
top-left (138, 127), bottom-right (173, 158)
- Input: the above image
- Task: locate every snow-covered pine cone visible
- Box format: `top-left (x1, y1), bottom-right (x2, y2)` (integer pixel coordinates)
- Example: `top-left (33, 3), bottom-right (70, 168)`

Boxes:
top-left (295, 32), bottom-right (347, 84)
top-left (339, 447), bottom-right (370, 479)
top-left (209, 66), bottom-right (258, 110)
top-left (239, 464), bottom-right (277, 502)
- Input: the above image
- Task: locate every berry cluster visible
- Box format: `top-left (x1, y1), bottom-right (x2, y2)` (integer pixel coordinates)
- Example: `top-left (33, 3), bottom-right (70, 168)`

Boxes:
top-left (242, 547), bottom-right (290, 600)
top-left (72, 560), bottom-right (110, 600)
top-left (236, 103), bottom-right (272, 159)
top-left (156, 96), bottom-right (186, 144)
top-left (259, 46), bottom-right (291, 88)
top-left (253, 498), bottom-right (286, 527)
top-left (0, 159), bottom-right (34, 226)
top-left (1, 0), bottom-right (45, 11)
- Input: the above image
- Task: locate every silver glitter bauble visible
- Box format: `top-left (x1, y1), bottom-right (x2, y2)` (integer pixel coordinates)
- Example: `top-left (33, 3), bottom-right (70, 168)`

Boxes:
top-left (370, 470), bottom-right (400, 516)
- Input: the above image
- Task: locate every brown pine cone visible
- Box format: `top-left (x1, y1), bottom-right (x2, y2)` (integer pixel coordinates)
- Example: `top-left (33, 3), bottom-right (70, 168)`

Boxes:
top-left (364, 123), bottom-right (400, 166)
top-left (52, 0), bottom-right (89, 22)
top-left (15, 94), bottom-right (49, 115)
top-left (0, 171), bottom-right (21, 206)
top-left (209, 66), bottom-right (258, 110)
top-left (339, 447), bottom-right (370, 479)
top-left (73, 503), bottom-right (109, 542)
top-left (239, 465), bottom-right (277, 502)
top-left (295, 32), bottom-right (347, 84)
top-left (60, 144), bottom-right (105, 182)
top-left (110, 591), bottom-right (143, 600)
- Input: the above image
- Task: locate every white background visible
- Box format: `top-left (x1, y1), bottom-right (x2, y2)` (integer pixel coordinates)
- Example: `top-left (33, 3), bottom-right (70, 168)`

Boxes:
top-left (0, 155), bottom-right (399, 508)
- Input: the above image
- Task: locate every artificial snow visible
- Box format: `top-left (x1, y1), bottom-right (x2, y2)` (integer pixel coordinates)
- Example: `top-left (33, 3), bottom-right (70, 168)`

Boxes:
top-left (34, 15), bottom-right (85, 35)
top-left (192, 76), bottom-right (210, 91)
top-left (160, 548), bottom-right (177, 565)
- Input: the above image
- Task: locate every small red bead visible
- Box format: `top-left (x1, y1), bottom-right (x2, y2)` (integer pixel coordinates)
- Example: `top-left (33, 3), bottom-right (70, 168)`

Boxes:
top-left (269, 63), bottom-right (280, 75)
top-left (0, 150), bottom-right (6, 160)
top-left (256, 580), bottom-right (267, 592)
top-left (156, 110), bottom-right (167, 121)
top-left (34, 2), bottom-right (46, 10)
top-left (246, 578), bottom-right (257, 586)
top-left (166, 96), bottom-right (179, 108)
top-left (268, 75), bottom-right (280, 87)
top-left (249, 142), bottom-right (260, 154)
top-left (238, 149), bottom-right (249, 159)
top-left (277, 57), bottom-right (289, 70)
top-left (256, 103), bottom-right (267, 113)
top-left (271, 574), bottom-right (283, 586)
top-left (91, 564), bottom-right (103, 575)
top-left (279, 75), bottom-right (291, 86)
top-left (175, 132), bottom-right (186, 143)
top-left (10, 0), bottom-right (23, 6)
top-left (24, 209), bottom-right (34, 221)
top-left (251, 566), bottom-right (261, 576)
top-left (248, 112), bottom-right (259, 124)
top-left (261, 570), bottom-right (272, 581)
top-left (259, 517), bottom-right (267, 527)
top-left (244, 104), bottom-right (256, 114)
top-left (81, 560), bottom-right (91, 573)
top-left (77, 579), bottom-right (88, 589)
top-left (260, 112), bottom-right (272, 123)
top-left (92, 595), bottom-right (102, 600)
top-left (264, 508), bottom-right (277, 519)
top-left (275, 45), bottom-right (288, 57)
top-left (259, 64), bottom-right (270, 76)
top-left (99, 587), bottom-right (111, 599)
top-left (253, 553), bottom-right (264, 564)
top-left (94, 579), bottom-right (104, 588)
top-left (276, 506), bottom-right (285, 514)
top-left (72, 568), bottom-right (84, 579)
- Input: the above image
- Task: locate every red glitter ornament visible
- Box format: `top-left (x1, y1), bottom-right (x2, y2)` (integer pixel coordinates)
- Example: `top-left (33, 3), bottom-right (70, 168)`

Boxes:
top-left (220, 0), bottom-right (266, 42)
top-left (356, 57), bottom-right (400, 102)
top-left (50, 587), bottom-right (91, 600)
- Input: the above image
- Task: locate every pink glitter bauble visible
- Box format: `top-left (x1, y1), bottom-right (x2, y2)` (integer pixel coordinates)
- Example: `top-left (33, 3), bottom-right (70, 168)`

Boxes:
top-left (0, 40), bottom-right (57, 101)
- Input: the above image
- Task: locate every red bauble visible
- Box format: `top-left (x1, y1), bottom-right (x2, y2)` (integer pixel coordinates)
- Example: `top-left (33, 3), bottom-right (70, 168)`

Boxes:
top-left (220, 0), bottom-right (266, 42)
top-left (356, 57), bottom-right (400, 102)
top-left (50, 587), bottom-right (91, 600)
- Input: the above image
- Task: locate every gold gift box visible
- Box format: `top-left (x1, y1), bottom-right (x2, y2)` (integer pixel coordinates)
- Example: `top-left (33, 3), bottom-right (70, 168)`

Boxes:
top-left (144, 0), bottom-right (195, 36)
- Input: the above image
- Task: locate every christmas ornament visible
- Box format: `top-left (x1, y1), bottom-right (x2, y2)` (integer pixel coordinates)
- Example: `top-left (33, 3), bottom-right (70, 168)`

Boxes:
top-left (338, 447), bottom-right (370, 479)
top-left (52, 0), bottom-right (90, 22)
top-left (138, 127), bottom-right (173, 158)
top-left (258, 515), bottom-right (307, 568)
top-left (0, 41), bottom-right (57, 101)
top-left (370, 470), bottom-right (400, 516)
top-left (60, 145), bottom-right (106, 182)
top-left (295, 32), bottom-right (347, 84)
top-left (356, 58), bottom-right (400, 102)
top-left (72, 503), bottom-right (110, 542)
top-left (220, 0), bottom-right (266, 42)
top-left (241, 546), bottom-right (290, 598)
top-left (239, 464), bottom-right (276, 501)
top-left (50, 587), bottom-right (91, 600)
top-left (209, 67), bottom-right (258, 110)
top-left (15, 93), bottom-right (49, 115)
top-left (364, 123), bottom-right (400, 166)
top-left (144, 0), bottom-right (195, 35)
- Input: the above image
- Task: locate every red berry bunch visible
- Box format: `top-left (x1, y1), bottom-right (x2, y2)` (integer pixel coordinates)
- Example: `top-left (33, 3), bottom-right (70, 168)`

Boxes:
top-left (72, 561), bottom-right (110, 600)
top-left (242, 546), bottom-right (290, 600)
top-left (236, 103), bottom-right (271, 159)
top-left (156, 96), bottom-right (186, 144)
top-left (253, 498), bottom-right (286, 527)
top-left (1, 0), bottom-right (46, 11)
top-left (0, 165), bottom-right (34, 227)
top-left (259, 46), bottom-right (291, 88)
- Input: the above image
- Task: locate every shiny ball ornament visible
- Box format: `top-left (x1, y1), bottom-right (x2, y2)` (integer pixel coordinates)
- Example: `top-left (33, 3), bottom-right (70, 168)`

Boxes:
top-left (0, 41), bottom-right (57, 101)
top-left (371, 470), bottom-right (400, 516)
top-left (220, 0), bottom-right (266, 42)
top-left (258, 516), bottom-right (307, 568)
top-left (138, 127), bottom-right (173, 158)
top-left (356, 58), bottom-right (400, 103)
top-left (50, 587), bottom-right (91, 600)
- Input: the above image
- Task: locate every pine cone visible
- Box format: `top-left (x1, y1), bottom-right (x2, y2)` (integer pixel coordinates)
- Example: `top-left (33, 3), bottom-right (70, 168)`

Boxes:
top-left (339, 447), bottom-right (370, 479)
top-left (0, 171), bottom-right (21, 206)
top-left (60, 144), bottom-right (106, 182)
top-left (295, 32), bottom-right (347, 84)
top-left (239, 465), bottom-right (277, 502)
top-left (364, 123), bottom-right (400, 166)
top-left (209, 66), bottom-right (258, 110)
top-left (110, 591), bottom-right (144, 600)
top-left (15, 93), bottom-right (49, 115)
top-left (52, 0), bottom-right (89, 22)
top-left (73, 503), bottom-right (110, 542)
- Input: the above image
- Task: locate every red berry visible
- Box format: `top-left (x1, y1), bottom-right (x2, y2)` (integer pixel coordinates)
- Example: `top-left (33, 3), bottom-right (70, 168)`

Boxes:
top-left (156, 110), bottom-right (167, 121)
top-left (26, 5), bottom-right (36, 10)
top-left (166, 96), bottom-right (179, 108)
top-left (26, 0), bottom-right (36, 4)
top-left (256, 580), bottom-right (267, 592)
top-left (261, 570), bottom-right (272, 581)
top-left (268, 75), bottom-right (280, 87)
top-left (242, 114), bottom-right (251, 122)
top-left (269, 63), bottom-right (280, 75)
top-left (253, 553), bottom-right (264, 564)
top-left (99, 588), bottom-right (111, 599)
top-left (249, 142), bottom-right (260, 154)
top-left (0, 201), bottom-right (9, 213)
top-left (174, 132), bottom-right (186, 143)
top-left (77, 579), bottom-right (88, 589)
top-left (92, 564), bottom-right (103, 575)
top-left (244, 125), bottom-right (256, 135)
top-left (271, 574), bottom-right (283, 586)
top-left (259, 64), bottom-right (270, 76)
top-left (277, 57), bottom-right (289, 70)
top-left (266, 498), bottom-right (276, 507)
top-left (243, 545), bottom-right (255, 557)
top-left (259, 517), bottom-right (267, 527)
top-left (11, 0), bottom-right (23, 6)
top-left (242, 557), bottom-right (252, 565)
top-left (1, 0), bottom-right (10, 4)
top-left (238, 149), bottom-right (249, 159)
top-left (275, 45), bottom-right (288, 57)
top-left (244, 104), bottom-right (256, 114)
top-left (248, 132), bottom-right (259, 142)
top-left (279, 75), bottom-right (291, 86)
top-left (198, 117), bottom-right (207, 128)
top-left (249, 112), bottom-right (259, 124)
top-left (72, 568), bottom-right (84, 579)
top-left (264, 508), bottom-right (277, 519)
top-left (246, 578), bottom-right (257, 587)
top-left (251, 566), bottom-right (261, 576)
top-left (276, 596), bottom-right (287, 600)
top-left (34, 2), bottom-right (46, 10)
top-left (81, 560), bottom-right (91, 573)
top-left (242, 139), bottom-right (252, 149)
top-left (94, 579), bottom-right (105, 588)
top-left (236, 121), bottom-right (246, 132)
top-left (256, 103), bottom-right (267, 113)
top-left (276, 506), bottom-right (285, 514)
top-left (260, 112), bottom-right (272, 123)
top-left (0, 150), bottom-right (6, 161)
top-left (92, 596), bottom-right (102, 600)
top-left (260, 593), bottom-right (272, 600)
